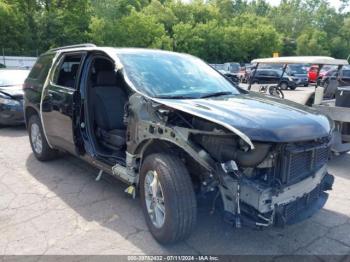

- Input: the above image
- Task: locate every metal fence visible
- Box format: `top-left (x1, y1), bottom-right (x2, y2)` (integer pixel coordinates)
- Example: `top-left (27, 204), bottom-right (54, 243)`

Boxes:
top-left (1, 48), bottom-right (38, 69)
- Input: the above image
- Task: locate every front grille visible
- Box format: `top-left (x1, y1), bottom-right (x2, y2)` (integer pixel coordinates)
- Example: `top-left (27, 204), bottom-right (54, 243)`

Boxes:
top-left (315, 147), bottom-right (329, 167)
top-left (284, 185), bottom-right (321, 220)
top-left (280, 141), bottom-right (330, 185)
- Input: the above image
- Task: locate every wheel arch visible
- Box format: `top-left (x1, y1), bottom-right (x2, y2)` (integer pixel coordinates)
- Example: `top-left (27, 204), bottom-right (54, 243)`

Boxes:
top-left (134, 138), bottom-right (212, 184)
top-left (25, 106), bottom-right (40, 127)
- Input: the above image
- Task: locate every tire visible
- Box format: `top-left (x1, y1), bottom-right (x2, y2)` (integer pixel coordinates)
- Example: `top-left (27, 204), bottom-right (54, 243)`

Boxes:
top-left (140, 153), bottom-right (197, 244)
top-left (280, 82), bottom-right (289, 90)
top-left (304, 83), bottom-right (309, 87)
top-left (28, 114), bottom-right (58, 161)
top-left (290, 86), bottom-right (297, 90)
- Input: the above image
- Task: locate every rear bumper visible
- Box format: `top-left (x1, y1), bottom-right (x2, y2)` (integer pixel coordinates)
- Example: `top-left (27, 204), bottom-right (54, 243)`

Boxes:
top-left (0, 103), bottom-right (25, 125)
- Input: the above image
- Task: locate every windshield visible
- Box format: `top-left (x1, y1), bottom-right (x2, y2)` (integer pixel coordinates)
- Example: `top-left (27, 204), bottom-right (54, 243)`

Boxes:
top-left (0, 70), bottom-right (29, 87)
top-left (288, 65), bottom-right (307, 74)
top-left (118, 51), bottom-right (240, 99)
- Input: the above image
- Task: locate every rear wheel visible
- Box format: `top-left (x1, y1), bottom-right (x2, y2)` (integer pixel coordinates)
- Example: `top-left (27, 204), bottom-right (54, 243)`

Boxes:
top-left (140, 153), bottom-right (197, 244)
top-left (28, 115), bottom-right (58, 161)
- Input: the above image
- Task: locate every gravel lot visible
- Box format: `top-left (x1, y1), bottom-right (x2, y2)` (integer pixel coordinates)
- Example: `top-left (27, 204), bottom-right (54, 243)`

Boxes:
top-left (0, 122), bottom-right (350, 256)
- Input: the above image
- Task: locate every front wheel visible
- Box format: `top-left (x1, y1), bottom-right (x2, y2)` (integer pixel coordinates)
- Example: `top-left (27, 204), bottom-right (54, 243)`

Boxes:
top-left (28, 115), bottom-right (59, 161)
top-left (140, 154), bottom-right (197, 244)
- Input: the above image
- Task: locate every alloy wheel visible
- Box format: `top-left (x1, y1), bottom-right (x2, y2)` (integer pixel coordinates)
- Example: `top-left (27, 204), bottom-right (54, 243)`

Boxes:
top-left (31, 123), bottom-right (43, 154)
top-left (144, 170), bottom-right (166, 228)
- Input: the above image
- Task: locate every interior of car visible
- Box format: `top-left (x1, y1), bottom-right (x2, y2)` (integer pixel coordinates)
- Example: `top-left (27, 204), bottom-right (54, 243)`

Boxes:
top-left (85, 56), bottom-right (130, 161)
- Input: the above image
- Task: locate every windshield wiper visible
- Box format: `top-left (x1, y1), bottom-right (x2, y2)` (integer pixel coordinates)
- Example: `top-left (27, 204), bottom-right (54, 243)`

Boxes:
top-left (198, 91), bottom-right (233, 99)
top-left (154, 95), bottom-right (196, 99)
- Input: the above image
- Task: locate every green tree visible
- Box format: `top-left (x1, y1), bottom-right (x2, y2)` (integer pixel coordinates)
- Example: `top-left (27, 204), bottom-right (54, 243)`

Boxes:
top-left (37, 0), bottom-right (92, 51)
top-left (112, 10), bottom-right (172, 49)
top-left (296, 30), bottom-right (330, 55)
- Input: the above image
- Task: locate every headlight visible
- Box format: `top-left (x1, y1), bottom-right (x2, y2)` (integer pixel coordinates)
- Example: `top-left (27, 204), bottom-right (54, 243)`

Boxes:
top-left (0, 94), bottom-right (19, 106)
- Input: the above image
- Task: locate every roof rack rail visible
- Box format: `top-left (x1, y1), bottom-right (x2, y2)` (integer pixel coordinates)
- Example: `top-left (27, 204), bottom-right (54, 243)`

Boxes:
top-left (49, 43), bottom-right (96, 52)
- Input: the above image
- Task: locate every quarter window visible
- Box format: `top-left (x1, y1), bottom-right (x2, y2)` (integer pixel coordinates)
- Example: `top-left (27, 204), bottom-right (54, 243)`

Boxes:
top-left (28, 54), bottom-right (54, 84)
top-left (53, 54), bottom-right (83, 88)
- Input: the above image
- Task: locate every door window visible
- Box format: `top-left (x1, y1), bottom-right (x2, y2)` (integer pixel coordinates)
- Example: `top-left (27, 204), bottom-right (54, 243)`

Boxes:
top-left (257, 71), bottom-right (267, 76)
top-left (53, 54), bottom-right (83, 88)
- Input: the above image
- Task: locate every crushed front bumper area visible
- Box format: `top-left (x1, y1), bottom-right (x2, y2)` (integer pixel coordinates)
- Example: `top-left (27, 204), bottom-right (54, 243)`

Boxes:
top-left (220, 165), bottom-right (334, 228)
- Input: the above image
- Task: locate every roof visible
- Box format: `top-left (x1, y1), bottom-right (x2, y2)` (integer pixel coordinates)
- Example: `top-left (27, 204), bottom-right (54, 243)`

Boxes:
top-left (251, 56), bottom-right (349, 65)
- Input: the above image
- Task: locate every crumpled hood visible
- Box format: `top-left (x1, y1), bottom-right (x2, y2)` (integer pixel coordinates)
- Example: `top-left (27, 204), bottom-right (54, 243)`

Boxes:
top-left (154, 92), bottom-right (332, 143)
top-left (0, 85), bottom-right (24, 99)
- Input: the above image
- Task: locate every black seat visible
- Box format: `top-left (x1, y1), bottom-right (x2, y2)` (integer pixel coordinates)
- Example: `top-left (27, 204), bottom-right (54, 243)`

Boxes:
top-left (93, 71), bottom-right (128, 150)
top-left (64, 64), bottom-right (79, 88)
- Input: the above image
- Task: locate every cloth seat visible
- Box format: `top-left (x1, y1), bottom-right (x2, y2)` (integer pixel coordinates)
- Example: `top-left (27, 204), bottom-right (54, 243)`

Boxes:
top-left (93, 71), bottom-right (127, 149)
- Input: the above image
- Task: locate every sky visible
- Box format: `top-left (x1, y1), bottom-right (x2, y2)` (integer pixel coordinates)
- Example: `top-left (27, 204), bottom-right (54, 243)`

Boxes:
top-left (266, 0), bottom-right (347, 10)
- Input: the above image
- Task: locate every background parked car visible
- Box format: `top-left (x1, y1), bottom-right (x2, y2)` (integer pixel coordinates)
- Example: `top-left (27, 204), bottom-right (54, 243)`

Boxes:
top-left (210, 63), bottom-right (240, 84)
top-left (320, 68), bottom-right (350, 88)
top-left (238, 64), bottom-right (254, 83)
top-left (287, 64), bottom-right (309, 87)
top-left (308, 64), bottom-right (337, 84)
top-left (0, 69), bottom-right (29, 126)
top-left (209, 64), bottom-right (225, 71)
top-left (249, 68), bottom-right (297, 90)
top-left (223, 62), bottom-right (240, 74)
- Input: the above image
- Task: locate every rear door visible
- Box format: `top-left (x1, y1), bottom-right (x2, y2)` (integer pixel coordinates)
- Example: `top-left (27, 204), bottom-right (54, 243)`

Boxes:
top-left (271, 71), bottom-right (281, 84)
top-left (257, 71), bottom-right (270, 84)
top-left (24, 54), bottom-right (55, 112)
top-left (41, 52), bottom-right (86, 153)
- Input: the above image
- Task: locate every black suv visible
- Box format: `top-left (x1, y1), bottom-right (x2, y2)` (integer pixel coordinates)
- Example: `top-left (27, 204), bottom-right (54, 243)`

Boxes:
top-left (249, 69), bottom-right (299, 90)
top-left (24, 44), bottom-right (334, 244)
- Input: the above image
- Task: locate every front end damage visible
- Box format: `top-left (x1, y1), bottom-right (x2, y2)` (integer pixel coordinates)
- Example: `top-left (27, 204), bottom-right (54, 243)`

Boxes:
top-left (192, 125), bottom-right (334, 228)
top-left (126, 94), bottom-right (334, 229)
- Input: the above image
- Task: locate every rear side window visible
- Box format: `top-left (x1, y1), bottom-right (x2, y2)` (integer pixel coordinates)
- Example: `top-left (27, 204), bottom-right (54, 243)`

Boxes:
top-left (28, 54), bottom-right (54, 84)
top-left (52, 54), bottom-right (83, 89)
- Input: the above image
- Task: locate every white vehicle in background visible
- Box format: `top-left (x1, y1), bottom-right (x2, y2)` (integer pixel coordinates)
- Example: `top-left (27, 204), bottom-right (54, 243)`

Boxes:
top-left (250, 56), bottom-right (350, 154)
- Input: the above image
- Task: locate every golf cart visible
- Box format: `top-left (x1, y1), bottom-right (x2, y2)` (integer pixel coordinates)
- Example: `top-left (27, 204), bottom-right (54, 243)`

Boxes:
top-left (248, 56), bottom-right (350, 154)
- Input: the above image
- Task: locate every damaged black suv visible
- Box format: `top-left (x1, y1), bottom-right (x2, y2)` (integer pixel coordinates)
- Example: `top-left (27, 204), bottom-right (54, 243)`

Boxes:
top-left (24, 44), bottom-right (334, 244)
